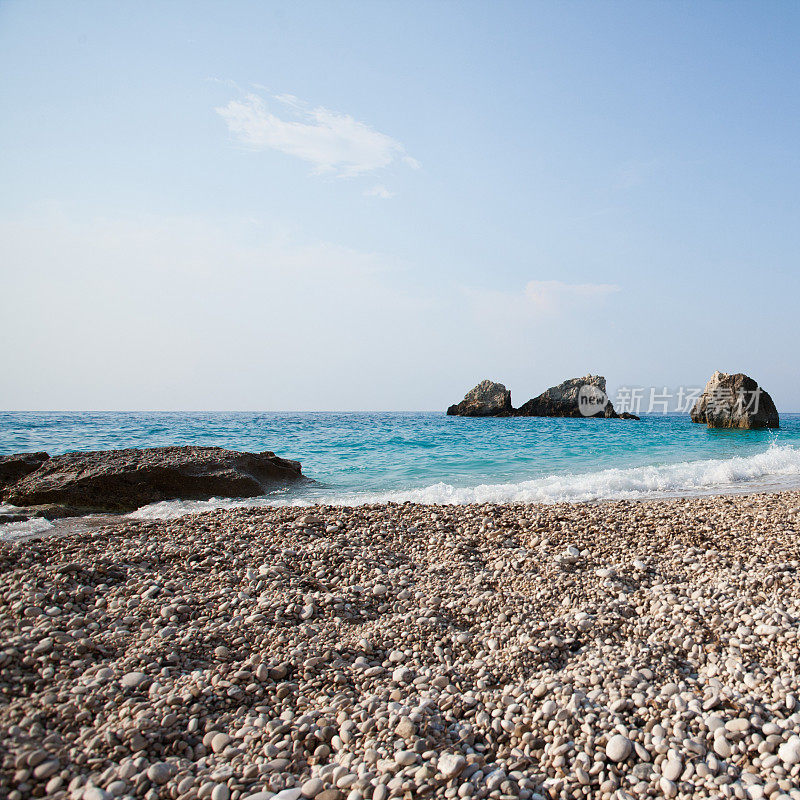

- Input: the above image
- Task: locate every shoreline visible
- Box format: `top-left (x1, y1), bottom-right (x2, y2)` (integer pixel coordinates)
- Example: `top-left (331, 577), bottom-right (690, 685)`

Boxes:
top-left (3, 491), bottom-right (800, 799)
top-left (5, 480), bottom-right (800, 543)
top-left (3, 414), bottom-right (799, 517)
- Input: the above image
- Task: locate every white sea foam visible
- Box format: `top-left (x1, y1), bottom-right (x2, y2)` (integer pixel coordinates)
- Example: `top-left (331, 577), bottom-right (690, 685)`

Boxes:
top-left (0, 505), bottom-right (55, 541)
top-left (126, 443), bottom-right (800, 519)
top-left (129, 497), bottom-right (258, 519)
top-left (367, 443), bottom-right (800, 505)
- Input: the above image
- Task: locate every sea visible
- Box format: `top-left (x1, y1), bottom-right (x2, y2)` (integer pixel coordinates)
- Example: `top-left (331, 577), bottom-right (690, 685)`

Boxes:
top-left (2, 411), bottom-right (800, 539)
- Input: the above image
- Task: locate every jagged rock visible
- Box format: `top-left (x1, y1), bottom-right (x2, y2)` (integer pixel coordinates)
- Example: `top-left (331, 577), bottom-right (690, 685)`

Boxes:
top-left (0, 452), bottom-right (49, 492)
top-left (515, 375), bottom-right (636, 419)
top-left (447, 380), bottom-right (513, 417)
top-left (690, 371), bottom-right (779, 429)
top-left (3, 446), bottom-right (304, 515)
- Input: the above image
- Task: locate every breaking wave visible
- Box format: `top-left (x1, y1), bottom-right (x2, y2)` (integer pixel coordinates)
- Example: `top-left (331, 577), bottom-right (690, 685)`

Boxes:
top-left (128, 443), bottom-right (800, 518)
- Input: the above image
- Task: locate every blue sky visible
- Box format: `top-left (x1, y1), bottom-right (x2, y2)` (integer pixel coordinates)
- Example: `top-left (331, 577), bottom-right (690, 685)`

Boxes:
top-left (1, 1), bottom-right (798, 410)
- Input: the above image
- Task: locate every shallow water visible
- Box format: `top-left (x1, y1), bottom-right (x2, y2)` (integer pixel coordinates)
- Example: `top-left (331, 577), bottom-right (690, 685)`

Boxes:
top-left (1, 412), bottom-right (800, 531)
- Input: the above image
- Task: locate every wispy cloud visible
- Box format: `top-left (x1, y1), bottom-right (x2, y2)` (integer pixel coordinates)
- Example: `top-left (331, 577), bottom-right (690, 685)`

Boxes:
top-left (0, 208), bottom-right (633, 410)
top-left (216, 92), bottom-right (419, 178)
top-left (463, 279), bottom-right (620, 324)
top-left (364, 184), bottom-right (395, 200)
top-left (615, 158), bottom-right (663, 190)
top-left (523, 280), bottom-right (620, 313)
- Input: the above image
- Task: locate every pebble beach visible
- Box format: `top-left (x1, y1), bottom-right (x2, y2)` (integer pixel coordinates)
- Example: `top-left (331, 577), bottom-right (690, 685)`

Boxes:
top-left (3, 491), bottom-right (800, 800)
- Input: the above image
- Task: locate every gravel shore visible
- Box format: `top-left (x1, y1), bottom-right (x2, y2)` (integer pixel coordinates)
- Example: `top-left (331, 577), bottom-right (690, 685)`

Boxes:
top-left (2, 491), bottom-right (800, 800)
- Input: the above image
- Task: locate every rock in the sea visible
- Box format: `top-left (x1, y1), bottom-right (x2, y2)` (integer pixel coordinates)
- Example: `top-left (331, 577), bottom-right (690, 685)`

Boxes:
top-left (515, 375), bottom-right (635, 419)
top-left (690, 371), bottom-right (779, 429)
top-left (446, 379), bottom-right (513, 416)
top-left (3, 446), bottom-right (304, 515)
top-left (0, 451), bottom-right (49, 491)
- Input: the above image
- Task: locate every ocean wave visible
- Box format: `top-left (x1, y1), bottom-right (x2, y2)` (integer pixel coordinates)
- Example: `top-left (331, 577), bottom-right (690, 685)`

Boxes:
top-left (365, 443), bottom-right (800, 505)
top-left (127, 443), bottom-right (800, 519)
top-left (0, 511), bottom-right (55, 541)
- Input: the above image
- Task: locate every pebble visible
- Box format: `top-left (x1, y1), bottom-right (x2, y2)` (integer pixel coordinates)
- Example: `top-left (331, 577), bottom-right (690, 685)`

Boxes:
top-left (778, 735), bottom-right (800, 766)
top-left (32, 759), bottom-right (59, 779)
top-left (211, 784), bottom-right (231, 800)
top-left (714, 737), bottom-right (732, 758)
top-left (659, 776), bottom-right (678, 797)
top-left (438, 752), bottom-right (466, 779)
top-left (394, 717), bottom-right (415, 740)
top-left (661, 756), bottom-right (683, 781)
top-left (394, 750), bottom-right (417, 766)
top-left (392, 666), bottom-right (413, 684)
top-left (211, 732), bottom-right (232, 753)
top-left (605, 734), bottom-right (633, 762)
top-left (120, 671), bottom-right (148, 688)
top-left (301, 778), bottom-right (325, 797)
top-left (3, 495), bottom-right (800, 800)
top-left (83, 790), bottom-right (111, 800)
top-left (271, 790), bottom-right (302, 800)
top-left (147, 762), bottom-right (175, 785)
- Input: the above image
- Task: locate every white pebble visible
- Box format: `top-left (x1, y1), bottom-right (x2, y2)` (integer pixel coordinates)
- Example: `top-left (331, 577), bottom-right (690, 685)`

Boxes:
top-left (605, 734), bottom-right (632, 762)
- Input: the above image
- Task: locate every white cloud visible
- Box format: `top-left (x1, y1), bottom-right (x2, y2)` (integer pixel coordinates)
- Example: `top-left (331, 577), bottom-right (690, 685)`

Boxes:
top-left (523, 279), bottom-right (620, 313)
top-left (216, 92), bottom-right (419, 178)
top-left (364, 184), bottom-right (395, 199)
top-left (0, 208), bottom-right (628, 411)
top-left (463, 279), bottom-right (620, 326)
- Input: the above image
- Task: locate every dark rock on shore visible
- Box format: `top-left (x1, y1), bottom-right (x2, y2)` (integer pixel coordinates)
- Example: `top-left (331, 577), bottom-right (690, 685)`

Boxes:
top-left (2, 446), bottom-right (304, 516)
top-left (690, 371), bottom-right (779, 429)
top-left (0, 451), bottom-right (49, 491)
top-left (447, 379), bottom-right (513, 416)
top-left (515, 375), bottom-right (636, 419)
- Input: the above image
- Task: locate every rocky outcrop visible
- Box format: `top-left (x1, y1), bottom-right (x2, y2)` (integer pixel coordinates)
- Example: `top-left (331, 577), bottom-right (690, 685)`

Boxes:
top-left (0, 452), bottom-right (49, 492)
top-left (447, 376), bottom-right (639, 419)
top-left (690, 371), bottom-right (779, 429)
top-left (515, 375), bottom-right (635, 419)
top-left (447, 380), bottom-right (513, 417)
top-left (2, 446), bottom-right (304, 516)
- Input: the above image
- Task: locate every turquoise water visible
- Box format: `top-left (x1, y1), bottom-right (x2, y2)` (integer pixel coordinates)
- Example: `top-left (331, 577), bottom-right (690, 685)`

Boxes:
top-left (2, 412), bottom-right (800, 516)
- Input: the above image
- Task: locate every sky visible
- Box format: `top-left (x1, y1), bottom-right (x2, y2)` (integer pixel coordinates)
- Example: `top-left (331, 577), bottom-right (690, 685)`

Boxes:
top-left (1, 0), bottom-right (798, 411)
